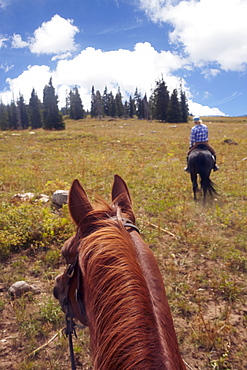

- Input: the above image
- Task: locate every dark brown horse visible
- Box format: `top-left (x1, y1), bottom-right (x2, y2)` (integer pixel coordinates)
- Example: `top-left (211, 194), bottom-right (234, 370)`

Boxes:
top-left (54, 175), bottom-right (186, 369)
top-left (188, 144), bottom-right (217, 202)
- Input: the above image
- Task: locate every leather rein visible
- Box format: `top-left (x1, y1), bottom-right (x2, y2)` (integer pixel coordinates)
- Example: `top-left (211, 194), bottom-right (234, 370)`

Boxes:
top-left (63, 218), bottom-right (140, 370)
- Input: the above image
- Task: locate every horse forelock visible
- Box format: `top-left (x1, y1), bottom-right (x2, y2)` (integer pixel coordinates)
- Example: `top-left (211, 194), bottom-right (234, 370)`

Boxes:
top-left (77, 223), bottom-right (166, 369)
top-left (76, 197), bottom-right (135, 237)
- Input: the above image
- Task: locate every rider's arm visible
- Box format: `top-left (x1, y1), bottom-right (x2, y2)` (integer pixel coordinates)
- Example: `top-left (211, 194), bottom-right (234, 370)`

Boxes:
top-left (190, 128), bottom-right (195, 148)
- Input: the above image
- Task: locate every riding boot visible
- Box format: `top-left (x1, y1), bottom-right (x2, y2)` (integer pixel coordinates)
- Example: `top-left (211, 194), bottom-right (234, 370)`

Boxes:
top-left (184, 156), bottom-right (190, 172)
top-left (212, 154), bottom-right (219, 172)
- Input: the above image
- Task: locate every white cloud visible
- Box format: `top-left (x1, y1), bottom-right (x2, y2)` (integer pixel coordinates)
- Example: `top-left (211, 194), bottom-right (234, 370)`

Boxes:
top-left (1, 42), bottom-right (187, 108)
top-left (0, 41), bottom-right (224, 115)
top-left (139, 0), bottom-right (247, 71)
top-left (28, 15), bottom-right (79, 55)
top-left (0, 63), bottom-right (14, 73)
top-left (0, 41), bottom-right (221, 116)
top-left (10, 15), bottom-right (79, 57)
top-left (2, 65), bottom-right (51, 104)
top-left (51, 52), bottom-right (72, 61)
top-left (1, 2), bottom-right (228, 119)
top-left (188, 99), bottom-right (225, 116)
top-left (12, 34), bottom-right (29, 48)
top-left (49, 42), bottom-right (188, 106)
top-left (0, 0), bottom-right (7, 9)
top-left (202, 69), bottom-right (221, 80)
top-left (203, 91), bottom-right (212, 100)
top-left (0, 35), bottom-right (8, 48)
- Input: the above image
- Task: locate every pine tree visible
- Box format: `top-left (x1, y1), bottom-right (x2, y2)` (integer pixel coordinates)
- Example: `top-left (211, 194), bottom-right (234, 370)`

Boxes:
top-left (123, 100), bottom-right (129, 118)
top-left (167, 89), bottom-right (182, 123)
top-left (8, 101), bottom-right (18, 130)
top-left (152, 79), bottom-right (169, 121)
top-left (90, 86), bottom-right (97, 118)
top-left (17, 94), bottom-right (29, 129)
top-left (180, 90), bottom-right (189, 123)
top-left (148, 89), bottom-right (156, 120)
top-left (43, 78), bottom-right (64, 130)
top-left (108, 92), bottom-right (116, 117)
top-left (115, 87), bottom-right (124, 117)
top-left (128, 95), bottom-right (135, 118)
top-left (94, 90), bottom-right (104, 119)
top-left (29, 88), bottom-right (42, 129)
top-left (102, 86), bottom-right (110, 117)
top-left (69, 86), bottom-right (84, 120)
top-left (134, 88), bottom-right (141, 118)
top-left (142, 94), bottom-right (149, 120)
top-left (0, 101), bottom-right (9, 130)
top-left (62, 89), bottom-right (70, 116)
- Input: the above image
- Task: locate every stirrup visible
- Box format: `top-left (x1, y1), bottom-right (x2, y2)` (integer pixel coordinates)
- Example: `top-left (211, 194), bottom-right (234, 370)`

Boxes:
top-left (213, 165), bottom-right (219, 172)
top-left (184, 166), bottom-right (190, 173)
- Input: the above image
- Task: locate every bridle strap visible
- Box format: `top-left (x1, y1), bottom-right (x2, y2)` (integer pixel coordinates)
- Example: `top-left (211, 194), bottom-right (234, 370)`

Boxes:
top-left (64, 256), bottom-right (80, 370)
top-left (123, 221), bottom-right (140, 234)
top-left (68, 332), bottom-right (76, 370)
top-left (111, 216), bottom-right (140, 234)
top-left (65, 312), bottom-right (77, 370)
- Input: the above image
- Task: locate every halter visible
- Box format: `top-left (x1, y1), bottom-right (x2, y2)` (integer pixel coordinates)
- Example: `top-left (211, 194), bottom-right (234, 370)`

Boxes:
top-left (64, 217), bottom-right (140, 370)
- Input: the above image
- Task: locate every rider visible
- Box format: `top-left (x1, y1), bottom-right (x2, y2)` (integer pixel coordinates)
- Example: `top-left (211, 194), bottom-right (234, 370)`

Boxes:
top-left (184, 116), bottom-right (219, 172)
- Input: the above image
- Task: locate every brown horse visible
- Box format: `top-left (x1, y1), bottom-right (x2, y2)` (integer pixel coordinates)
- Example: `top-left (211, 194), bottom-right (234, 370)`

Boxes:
top-left (53, 175), bottom-right (186, 369)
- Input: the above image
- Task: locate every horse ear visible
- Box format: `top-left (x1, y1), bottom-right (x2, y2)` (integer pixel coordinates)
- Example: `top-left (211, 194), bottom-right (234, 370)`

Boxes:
top-left (69, 179), bottom-right (93, 226)
top-left (112, 175), bottom-right (133, 217)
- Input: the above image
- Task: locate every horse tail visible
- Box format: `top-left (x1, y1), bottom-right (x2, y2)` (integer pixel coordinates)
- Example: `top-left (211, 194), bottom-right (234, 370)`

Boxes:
top-left (200, 170), bottom-right (217, 197)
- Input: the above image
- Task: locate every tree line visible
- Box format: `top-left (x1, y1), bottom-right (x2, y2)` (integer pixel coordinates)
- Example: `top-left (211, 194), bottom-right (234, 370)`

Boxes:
top-left (0, 78), bottom-right (64, 131)
top-left (67, 79), bottom-right (189, 123)
top-left (0, 77), bottom-right (189, 131)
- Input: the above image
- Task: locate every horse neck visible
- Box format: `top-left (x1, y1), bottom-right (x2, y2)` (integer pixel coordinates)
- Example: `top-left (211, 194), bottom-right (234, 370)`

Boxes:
top-left (79, 225), bottom-right (185, 370)
top-left (129, 231), bottom-right (186, 369)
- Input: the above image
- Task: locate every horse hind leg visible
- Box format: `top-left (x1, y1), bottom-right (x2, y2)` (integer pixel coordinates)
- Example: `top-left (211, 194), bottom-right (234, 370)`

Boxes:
top-left (191, 173), bottom-right (198, 200)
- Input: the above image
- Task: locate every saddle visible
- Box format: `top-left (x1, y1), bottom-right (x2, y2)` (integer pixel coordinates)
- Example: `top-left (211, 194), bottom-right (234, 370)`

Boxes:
top-left (190, 144), bottom-right (216, 160)
top-left (191, 143), bottom-right (210, 151)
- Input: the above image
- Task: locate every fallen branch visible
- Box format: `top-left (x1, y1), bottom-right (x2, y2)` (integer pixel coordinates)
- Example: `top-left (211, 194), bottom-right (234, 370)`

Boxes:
top-left (25, 326), bottom-right (65, 359)
top-left (143, 220), bottom-right (178, 239)
top-left (183, 359), bottom-right (195, 370)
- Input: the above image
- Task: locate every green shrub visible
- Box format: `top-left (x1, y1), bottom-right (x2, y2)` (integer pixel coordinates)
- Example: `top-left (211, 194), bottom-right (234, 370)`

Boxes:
top-left (0, 202), bottom-right (73, 261)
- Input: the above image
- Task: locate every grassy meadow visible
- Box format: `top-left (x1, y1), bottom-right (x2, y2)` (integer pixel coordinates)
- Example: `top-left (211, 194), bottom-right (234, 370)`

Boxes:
top-left (0, 116), bottom-right (247, 369)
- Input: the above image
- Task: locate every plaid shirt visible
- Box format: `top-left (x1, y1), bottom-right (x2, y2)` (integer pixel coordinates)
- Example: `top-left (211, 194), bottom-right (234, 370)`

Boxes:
top-left (190, 123), bottom-right (208, 147)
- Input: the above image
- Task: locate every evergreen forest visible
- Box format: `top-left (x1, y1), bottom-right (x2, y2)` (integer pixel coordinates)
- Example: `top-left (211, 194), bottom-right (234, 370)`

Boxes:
top-left (0, 77), bottom-right (189, 131)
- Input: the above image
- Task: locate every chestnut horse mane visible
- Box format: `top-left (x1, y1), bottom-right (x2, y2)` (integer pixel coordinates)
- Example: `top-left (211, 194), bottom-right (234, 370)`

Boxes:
top-left (77, 201), bottom-right (165, 369)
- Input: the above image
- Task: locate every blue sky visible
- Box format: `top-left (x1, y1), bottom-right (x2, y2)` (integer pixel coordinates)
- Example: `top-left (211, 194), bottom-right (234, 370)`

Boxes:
top-left (0, 0), bottom-right (247, 116)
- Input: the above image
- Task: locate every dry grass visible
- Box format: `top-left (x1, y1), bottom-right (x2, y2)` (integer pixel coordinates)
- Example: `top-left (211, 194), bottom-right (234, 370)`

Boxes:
top-left (0, 116), bottom-right (246, 369)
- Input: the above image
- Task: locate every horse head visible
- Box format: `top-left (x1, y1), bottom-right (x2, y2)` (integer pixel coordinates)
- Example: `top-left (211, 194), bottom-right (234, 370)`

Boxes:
top-left (53, 175), bottom-right (136, 326)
